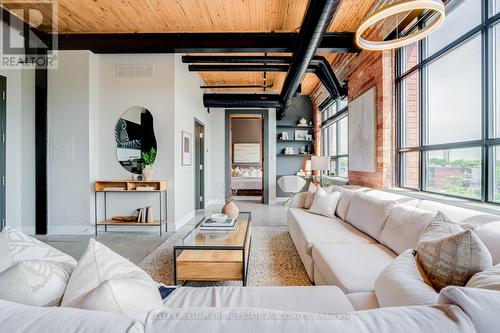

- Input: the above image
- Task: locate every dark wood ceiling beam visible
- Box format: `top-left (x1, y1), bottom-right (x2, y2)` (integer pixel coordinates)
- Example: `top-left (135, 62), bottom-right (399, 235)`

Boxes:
top-left (49, 32), bottom-right (359, 53)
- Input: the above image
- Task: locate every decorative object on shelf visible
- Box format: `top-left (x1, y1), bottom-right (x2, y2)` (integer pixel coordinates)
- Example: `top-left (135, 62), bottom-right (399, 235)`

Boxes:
top-left (306, 134), bottom-right (313, 141)
top-left (141, 147), bottom-right (156, 181)
top-left (222, 198), bottom-right (239, 219)
top-left (111, 216), bottom-right (136, 222)
top-left (299, 146), bottom-right (306, 154)
top-left (181, 130), bottom-right (192, 166)
top-left (309, 121), bottom-right (313, 126)
top-left (311, 156), bottom-right (330, 186)
top-left (210, 214), bottom-right (229, 222)
top-left (284, 147), bottom-right (294, 155)
top-left (355, 0), bottom-right (445, 51)
top-left (305, 159), bottom-right (312, 176)
top-left (115, 106), bottom-right (157, 175)
top-left (102, 186), bottom-right (126, 191)
top-left (280, 132), bottom-right (289, 140)
top-left (135, 174), bottom-right (144, 181)
top-left (296, 169), bottom-right (306, 177)
top-left (298, 117), bottom-right (308, 126)
top-left (294, 129), bottom-right (308, 141)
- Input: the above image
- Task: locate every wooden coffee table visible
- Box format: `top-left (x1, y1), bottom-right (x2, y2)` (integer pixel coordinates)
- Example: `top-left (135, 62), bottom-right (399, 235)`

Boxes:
top-left (173, 212), bottom-right (252, 286)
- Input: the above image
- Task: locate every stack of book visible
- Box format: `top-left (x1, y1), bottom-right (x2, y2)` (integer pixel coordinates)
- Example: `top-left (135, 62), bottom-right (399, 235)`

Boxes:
top-left (135, 206), bottom-right (154, 223)
top-left (200, 218), bottom-right (236, 232)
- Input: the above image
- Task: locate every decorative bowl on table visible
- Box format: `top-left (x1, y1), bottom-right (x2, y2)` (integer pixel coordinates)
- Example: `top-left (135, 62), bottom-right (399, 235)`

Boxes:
top-left (210, 213), bottom-right (228, 222)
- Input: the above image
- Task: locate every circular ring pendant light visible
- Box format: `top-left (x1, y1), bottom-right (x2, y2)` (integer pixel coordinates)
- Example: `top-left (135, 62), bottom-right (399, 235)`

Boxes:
top-left (355, 0), bottom-right (446, 51)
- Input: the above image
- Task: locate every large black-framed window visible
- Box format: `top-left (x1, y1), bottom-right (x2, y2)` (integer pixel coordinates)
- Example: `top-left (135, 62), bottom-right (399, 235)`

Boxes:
top-left (397, 0), bottom-right (500, 202)
top-left (321, 98), bottom-right (348, 178)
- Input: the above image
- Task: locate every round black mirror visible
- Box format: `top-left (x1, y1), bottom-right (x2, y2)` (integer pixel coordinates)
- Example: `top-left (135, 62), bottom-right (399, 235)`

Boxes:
top-left (115, 106), bottom-right (157, 174)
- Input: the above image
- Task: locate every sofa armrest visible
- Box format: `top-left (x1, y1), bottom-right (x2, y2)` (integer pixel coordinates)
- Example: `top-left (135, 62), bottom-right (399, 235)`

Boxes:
top-left (289, 192), bottom-right (308, 209)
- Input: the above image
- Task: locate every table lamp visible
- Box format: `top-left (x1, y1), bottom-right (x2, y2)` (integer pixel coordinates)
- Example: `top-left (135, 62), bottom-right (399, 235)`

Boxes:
top-left (311, 156), bottom-right (330, 186)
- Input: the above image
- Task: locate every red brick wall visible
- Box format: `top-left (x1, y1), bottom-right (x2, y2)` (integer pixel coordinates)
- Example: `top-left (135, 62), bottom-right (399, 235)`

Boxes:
top-left (344, 50), bottom-right (395, 189)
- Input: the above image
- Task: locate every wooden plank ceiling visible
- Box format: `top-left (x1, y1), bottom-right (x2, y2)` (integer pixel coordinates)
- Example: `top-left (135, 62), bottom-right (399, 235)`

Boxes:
top-left (2, 0), bottom-right (382, 96)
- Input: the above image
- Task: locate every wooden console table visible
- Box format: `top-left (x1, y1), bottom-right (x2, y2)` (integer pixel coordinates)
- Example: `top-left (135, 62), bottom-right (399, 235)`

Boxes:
top-left (94, 180), bottom-right (168, 236)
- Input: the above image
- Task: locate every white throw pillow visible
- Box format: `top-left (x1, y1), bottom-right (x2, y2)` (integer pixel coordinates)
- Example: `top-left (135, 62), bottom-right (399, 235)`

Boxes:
top-left (303, 183), bottom-right (317, 209)
top-left (61, 239), bottom-right (162, 322)
top-left (380, 205), bottom-right (435, 254)
top-left (0, 260), bottom-right (73, 306)
top-left (375, 250), bottom-right (438, 307)
top-left (472, 221), bottom-right (500, 265)
top-left (466, 264), bottom-right (500, 291)
top-left (3, 227), bottom-right (77, 266)
top-left (346, 193), bottom-right (395, 240)
top-left (308, 187), bottom-right (341, 218)
top-left (438, 286), bottom-right (500, 333)
top-left (331, 187), bottom-right (357, 220)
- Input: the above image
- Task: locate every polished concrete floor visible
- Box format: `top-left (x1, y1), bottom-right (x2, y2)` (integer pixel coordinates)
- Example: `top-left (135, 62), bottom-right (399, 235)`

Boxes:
top-left (38, 201), bottom-right (287, 264)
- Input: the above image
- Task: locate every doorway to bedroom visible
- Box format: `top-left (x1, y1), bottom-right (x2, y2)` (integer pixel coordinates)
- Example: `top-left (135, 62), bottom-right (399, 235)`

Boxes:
top-left (225, 111), bottom-right (269, 204)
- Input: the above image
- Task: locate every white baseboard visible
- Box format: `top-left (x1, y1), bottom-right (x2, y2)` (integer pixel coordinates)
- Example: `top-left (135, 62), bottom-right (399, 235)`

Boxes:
top-left (171, 211), bottom-right (196, 231)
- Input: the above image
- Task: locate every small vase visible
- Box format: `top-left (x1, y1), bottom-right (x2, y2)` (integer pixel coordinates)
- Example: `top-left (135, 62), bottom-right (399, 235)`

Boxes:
top-left (142, 165), bottom-right (153, 181)
top-left (222, 199), bottom-right (239, 219)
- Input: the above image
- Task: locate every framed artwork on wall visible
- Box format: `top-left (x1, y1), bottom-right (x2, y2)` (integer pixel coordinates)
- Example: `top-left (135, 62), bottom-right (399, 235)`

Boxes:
top-left (182, 131), bottom-right (192, 166)
top-left (349, 87), bottom-right (377, 172)
top-left (294, 129), bottom-right (308, 141)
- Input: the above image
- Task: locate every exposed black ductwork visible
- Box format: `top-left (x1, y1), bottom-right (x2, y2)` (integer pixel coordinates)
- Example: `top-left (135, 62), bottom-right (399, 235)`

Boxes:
top-left (203, 94), bottom-right (282, 108)
top-left (201, 0), bottom-right (341, 114)
top-left (183, 55), bottom-right (293, 64)
top-left (189, 64), bottom-right (290, 72)
top-left (278, 0), bottom-right (340, 118)
top-left (200, 84), bottom-right (274, 89)
top-left (198, 56), bottom-right (346, 106)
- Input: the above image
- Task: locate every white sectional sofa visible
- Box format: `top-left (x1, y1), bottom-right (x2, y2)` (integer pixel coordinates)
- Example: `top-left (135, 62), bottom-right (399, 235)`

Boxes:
top-left (288, 185), bottom-right (500, 310)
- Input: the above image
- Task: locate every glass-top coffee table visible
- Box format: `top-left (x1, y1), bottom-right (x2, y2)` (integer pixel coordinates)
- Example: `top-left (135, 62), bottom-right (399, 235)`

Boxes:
top-left (173, 212), bottom-right (252, 286)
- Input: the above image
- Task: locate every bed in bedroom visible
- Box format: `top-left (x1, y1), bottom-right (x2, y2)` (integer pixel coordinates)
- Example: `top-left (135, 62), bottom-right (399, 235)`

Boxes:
top-left (231, 167), bottom-right (263, 191)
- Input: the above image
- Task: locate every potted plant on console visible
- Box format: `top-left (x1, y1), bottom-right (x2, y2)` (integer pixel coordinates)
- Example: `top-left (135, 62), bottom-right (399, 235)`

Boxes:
top-left (142, 147), bottom-right (157, 181)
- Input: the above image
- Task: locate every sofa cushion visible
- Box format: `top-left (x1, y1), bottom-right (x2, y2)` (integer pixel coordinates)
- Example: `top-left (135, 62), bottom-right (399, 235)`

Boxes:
top-left (331, 187), bottom-right (359, 220)
top-left (466, 264), bottom-right (500, 291)
top-left (380, 205), bottom-right (435, 254)
top-left (345, 193), bottom-right (395, 241)
top-left (0, 299), bottom-right (144, 333)
top-left (346, 292), bottom-right (379, 310)
top-left (304, 183), bottom-right (317, 209)
top-left (163, 286), bottom-right (355, 313)
top-left (0, 260), bottom-right (73, 306)
top-left (472, 221), bottom-right (500, 265)
top-left (1, 227), bottom-right (76, 266)
top-left (61, 239), bottom-right (162, 322)
top-left (375, 249), bottom-right (438, 307)
top-left (0, 229), bottom-right (13, 273)
top-left (417, 200), bottom-right (499, 226)
top-left (416, 212), bottom-right (493, 291)
top-left (308, 187), bottom-right (341, 218)
top-left (439, 286), bottom-right (500, 333)
top-left (312, 243), bottom-right (396, 293)
top-left (147, 305), bottom-right (474, 333)
top-left (288, 208), bottom-right (377, 258)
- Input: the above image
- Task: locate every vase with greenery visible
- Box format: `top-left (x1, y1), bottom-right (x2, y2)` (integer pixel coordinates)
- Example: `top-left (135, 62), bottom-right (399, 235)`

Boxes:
top-left (141, 148), bottom-right (157, 181)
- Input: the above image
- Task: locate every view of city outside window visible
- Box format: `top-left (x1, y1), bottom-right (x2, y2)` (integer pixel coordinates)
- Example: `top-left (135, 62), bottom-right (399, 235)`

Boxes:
top-left (398, 0), bottom-right (499, 202)
top-left (321, 98), bottom-right (348, 178)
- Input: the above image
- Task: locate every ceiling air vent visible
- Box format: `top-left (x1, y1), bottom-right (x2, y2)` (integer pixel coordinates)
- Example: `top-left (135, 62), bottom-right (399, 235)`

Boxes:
top-left (116, 64), bottom-right (154, 79)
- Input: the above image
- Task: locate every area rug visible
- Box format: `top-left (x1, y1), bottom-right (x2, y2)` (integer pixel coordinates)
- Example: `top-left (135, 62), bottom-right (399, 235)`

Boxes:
top-left (138, 222), bottom-right (312, 287)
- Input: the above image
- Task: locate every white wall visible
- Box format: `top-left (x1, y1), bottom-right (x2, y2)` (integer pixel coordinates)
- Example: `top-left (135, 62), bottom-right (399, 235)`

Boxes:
top-left (209, 108), bottom-right (277, 205)
top-left (173, 55), bottom-right (210, 228)
top-left (48, 51), bottom-right (96, 234)
top-left (96, 54), bottom-right (176, 228)
top-left (0, 22), bottom-right (36, 231)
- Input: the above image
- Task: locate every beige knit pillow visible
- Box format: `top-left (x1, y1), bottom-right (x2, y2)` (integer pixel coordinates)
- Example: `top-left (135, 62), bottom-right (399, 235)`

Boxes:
top-left (416, 212), bottom-right (492, 291)
top-left (303, 183), bottom-right (317, 209)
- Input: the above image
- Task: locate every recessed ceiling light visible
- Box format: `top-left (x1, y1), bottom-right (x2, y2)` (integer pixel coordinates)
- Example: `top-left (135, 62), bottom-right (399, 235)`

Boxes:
top-left (355, 0), bottom-right (445, 51)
